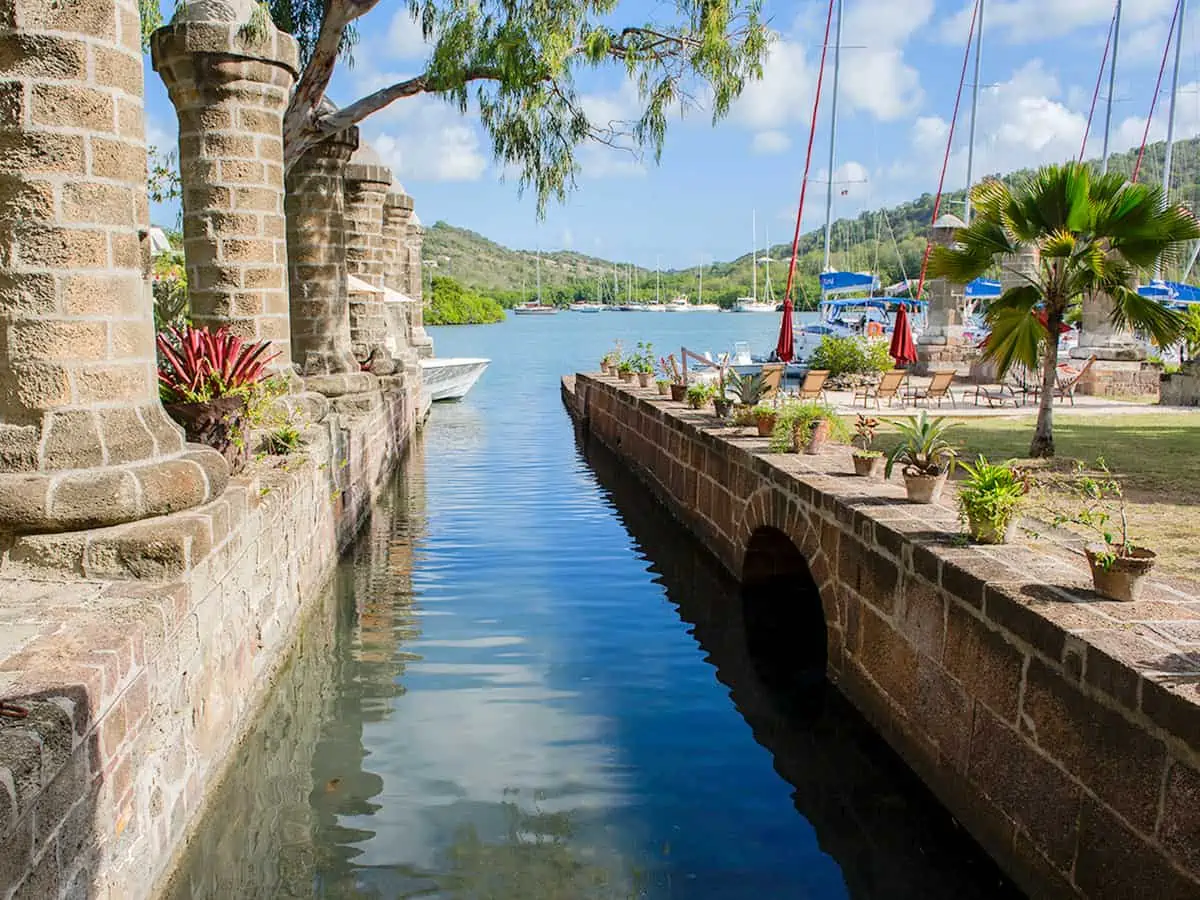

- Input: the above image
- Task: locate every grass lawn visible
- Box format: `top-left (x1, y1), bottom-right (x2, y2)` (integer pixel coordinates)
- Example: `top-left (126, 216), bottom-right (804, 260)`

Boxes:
top-left (878, 413), bottom-right (1200, 581)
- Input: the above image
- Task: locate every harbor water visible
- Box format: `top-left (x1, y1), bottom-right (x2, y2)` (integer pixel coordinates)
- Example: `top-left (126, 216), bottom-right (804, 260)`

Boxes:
top-left (165, 312), bottom-right (1022, 899)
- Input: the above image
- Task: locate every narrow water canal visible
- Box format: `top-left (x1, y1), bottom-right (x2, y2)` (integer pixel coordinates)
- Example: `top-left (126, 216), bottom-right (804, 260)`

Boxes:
top-left (166, 316), bottom-right (1022, 899)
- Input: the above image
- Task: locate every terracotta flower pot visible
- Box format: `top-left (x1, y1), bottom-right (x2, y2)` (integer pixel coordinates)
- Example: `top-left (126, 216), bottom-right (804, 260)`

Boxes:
top-left (966, 512), bottom-right (1017, 545)
top-left (599, 362), bottom-right (611, 375)
top-left (657, 381), bottom-right (671, 396)
top-left (164, 395), bottom-right (249, 474)
top-left (1085, 544), bottom-right (1156, 602)
top-left (903, 471), bottom-right (948, 504)
top-left (637, 372), bottom-right (653, 388)
top-left (670, 382), bottom-right (687, 402)
top-left (618, 370), bottom-right (634, 383)
top-left (852, 453), bottom-right (884, 478)
top-left (712, 398), bottom-right (732, 418)
top-left (804, 419), bottom-right (831, 455)
top-left (755, 414), bottom-right (777, 437)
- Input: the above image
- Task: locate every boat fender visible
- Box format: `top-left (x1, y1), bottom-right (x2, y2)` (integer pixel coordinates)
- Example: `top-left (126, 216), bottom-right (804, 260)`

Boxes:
top-left (865, 321), bottom-right (884, 337)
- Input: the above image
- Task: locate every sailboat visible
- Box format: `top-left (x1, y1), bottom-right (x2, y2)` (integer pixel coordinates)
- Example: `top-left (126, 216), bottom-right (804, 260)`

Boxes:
top-left (734, 211), bottom-right (776, 312)
top-left (645, 256), bottom-right (667, 310)
top-left (513, 247), bottom-right (558, 315)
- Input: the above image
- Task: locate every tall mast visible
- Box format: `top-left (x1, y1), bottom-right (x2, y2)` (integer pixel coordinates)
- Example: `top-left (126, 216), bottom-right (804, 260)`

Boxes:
top-left (655, 255), bottom-right (661, 303)
top-left (698, 255), bottom-right (703, 303)
top-left (963, 0), bottom-right (985, 223)
top-left (822, 0), bottom-right (844, 270)
top-left (751, 210), bottom-right (758, 300)
top-left (1157, 0), bottom-right (1186, 280)
top-left (763, 227), bottom-right (772, 300)
top-left (1100, 0), bottom-right (1122, 173)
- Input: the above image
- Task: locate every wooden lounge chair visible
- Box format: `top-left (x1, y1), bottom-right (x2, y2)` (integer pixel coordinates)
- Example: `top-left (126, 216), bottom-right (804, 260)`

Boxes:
top-left (1055, 355), bottom-right (1096, 405)
top-left (971, 382), bottom-right (1021, 408)
top-left (760, 363), bottom-right (784, 400)
top-left (797, 369), bottom-right (829, 401)
top-left (905, 370), bottom-right (957, 407)
top-left (854, 369), bottom-right (906, 408)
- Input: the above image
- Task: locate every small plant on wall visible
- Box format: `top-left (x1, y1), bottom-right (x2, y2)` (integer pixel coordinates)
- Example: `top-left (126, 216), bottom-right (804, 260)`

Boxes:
top-left (956, 456), bottom-right (1026, 544)
top-left (883, 413), bottom-right (958, 503)
top-left (851, 414), bottom-right (884, 478)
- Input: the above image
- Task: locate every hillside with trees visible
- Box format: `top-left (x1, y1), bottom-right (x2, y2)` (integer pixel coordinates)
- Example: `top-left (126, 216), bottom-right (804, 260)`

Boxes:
top-left (425, 136), bottom-right (1200, 310)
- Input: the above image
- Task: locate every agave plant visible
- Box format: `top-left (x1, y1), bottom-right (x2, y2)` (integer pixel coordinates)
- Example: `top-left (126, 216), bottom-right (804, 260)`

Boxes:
top-left (724, 370), bottom-right (768, 406)
top-left (157, 325), bottom-right (278, 405)
top-left (884, 413), bottom-right (959, 478)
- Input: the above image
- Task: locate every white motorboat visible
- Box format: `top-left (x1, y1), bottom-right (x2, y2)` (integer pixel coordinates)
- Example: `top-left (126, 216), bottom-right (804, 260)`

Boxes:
top-left (569, 302), bottom-right (603, 312)
top-left (419, 357), bottom-right (490, 401)
top-left (732, 298), bottom-right (777, 312)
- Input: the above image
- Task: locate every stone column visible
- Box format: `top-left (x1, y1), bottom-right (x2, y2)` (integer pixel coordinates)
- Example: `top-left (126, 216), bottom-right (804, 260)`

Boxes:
top-left (285, 127), bottom-right (372, 394)
top-left (1070, 291), bottom-right (1160, 397)
top-left (150, 0), bottom-right (299, 370)
top-left (382, 183), bottom-right (416, 353)
top-left (0, 0), bottom-right (228, 535)
top-left (343, 143), bottom-right (396, 374)
top-left (916, 214), bottom-right (972, 375)
top-left (405, 212), bottom-right (435, 358)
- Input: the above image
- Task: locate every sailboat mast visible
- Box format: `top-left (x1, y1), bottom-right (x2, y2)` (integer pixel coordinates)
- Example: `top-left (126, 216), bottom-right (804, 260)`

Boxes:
top-left (656, 255), bottom-right (661, 303)
top-left (764, 227), bottom-right (772, 299)
top-left (536, 247), bottom-right (541, 304)
top-left (698, 256), bottom-right (703, 303)
top-left (822, 0), bottom-right (844, 271)
top-left (1100, 0), bottom-right (1122, 173)
top-left (1157, 0), bottom-right (1186, 280)
top-left (963, 0), bottom-right (985, 223)
top-left (751, 210), bottom-right (758, 301)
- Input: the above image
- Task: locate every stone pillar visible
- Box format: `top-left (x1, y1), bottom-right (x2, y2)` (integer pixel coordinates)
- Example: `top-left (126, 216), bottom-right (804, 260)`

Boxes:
top-left (285, 127), bottom-right (372, 393)
top-left (343, 143), bottom-right (396, 374)
top-left (0, 0), bottom-right (228, 535)
top-left (150, 0), bottom-right (299, 370)
top-left (382, 183), bottom-right (416, 351)
top-left (916, 214), bottom-right (973, 376)
top-left (405, 211), bottom-right (434, 358)
top-left (1070, 291), bottom-right (1160, 397)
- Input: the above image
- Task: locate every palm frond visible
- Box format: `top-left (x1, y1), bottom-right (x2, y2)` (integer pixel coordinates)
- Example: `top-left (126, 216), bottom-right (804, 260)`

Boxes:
top-left (1039, 229), bottom-right (1077, 259)
top-left (1108, 286), bottom-right (1187, 348)
top-left (927, 244), bottom-right (993, 283)
top-left (981, 287), bottom-right (1047, 377)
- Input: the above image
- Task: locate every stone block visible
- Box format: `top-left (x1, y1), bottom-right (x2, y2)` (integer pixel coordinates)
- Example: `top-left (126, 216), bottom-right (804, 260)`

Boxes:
top-left (1020, 656), bottom-right (1166, 834)
top-left (943, 602), bottom-right (1025, 723)
top-left (41, 409), bottom-right (106, 470)
top-left (897, 574), bottom-right (946, 660)
top-left (1075, 797), bottom-right (1198, 899)
top-left (48, 469), bottom-right (141, 531)
top-left (856, 604), bottom-right (919, 712)
top-left (1160, 760), bottom-right (1200, 879)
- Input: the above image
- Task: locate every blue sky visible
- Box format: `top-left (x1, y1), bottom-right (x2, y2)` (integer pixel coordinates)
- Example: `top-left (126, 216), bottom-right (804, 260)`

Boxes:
top-left (143, 0), bottom-right (1200, 268)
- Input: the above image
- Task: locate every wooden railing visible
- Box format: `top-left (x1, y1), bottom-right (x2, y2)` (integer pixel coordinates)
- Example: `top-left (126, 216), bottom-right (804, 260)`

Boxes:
top-left (679, 346), bottom-right (723, 385)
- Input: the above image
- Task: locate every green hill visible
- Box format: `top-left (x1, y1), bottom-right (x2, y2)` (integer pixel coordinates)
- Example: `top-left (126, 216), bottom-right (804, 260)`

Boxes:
top-left (424, 136), bottom-right (1200, 310)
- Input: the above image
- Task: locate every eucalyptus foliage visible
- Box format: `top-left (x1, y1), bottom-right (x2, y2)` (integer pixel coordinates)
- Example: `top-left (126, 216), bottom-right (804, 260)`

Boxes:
top-left (928, 162), bottom-right (1199, 458)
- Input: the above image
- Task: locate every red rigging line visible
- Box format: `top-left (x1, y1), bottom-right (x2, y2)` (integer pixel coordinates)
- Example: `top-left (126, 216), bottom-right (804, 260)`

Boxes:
top-left (782, 0), bottom-right (837, 303)
top-left (1132, 0), bottom-right (1182, 183)
top-left (1079, 4), bottom-right (1118, 163)
top-left (913, 0), bottom-right (981, 302)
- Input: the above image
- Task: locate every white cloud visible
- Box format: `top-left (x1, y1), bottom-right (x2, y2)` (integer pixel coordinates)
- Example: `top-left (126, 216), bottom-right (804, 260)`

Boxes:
top-left (580, 80), bottom-right (641, 131)
top-left (732, 36), bottom-right (815, 129)
top-left (384, 9), bottom-right (433, 61)
top-left (371, 108), bottom-right (487, 182)
top-left (576, 144), bottom-right (646, 179)
top-left (752, 130), bottom-right (792, 154)
top-left (939, 0), bottom-right (1173, 44)
top-left (838, 0), bottom-right (932, 120)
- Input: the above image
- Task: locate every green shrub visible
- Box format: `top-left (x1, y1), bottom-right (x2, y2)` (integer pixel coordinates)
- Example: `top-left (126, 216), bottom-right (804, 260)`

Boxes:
top-left (426, 275), bottom-right (506, 325)
top-left (808, 335), bottom-right (892, 377)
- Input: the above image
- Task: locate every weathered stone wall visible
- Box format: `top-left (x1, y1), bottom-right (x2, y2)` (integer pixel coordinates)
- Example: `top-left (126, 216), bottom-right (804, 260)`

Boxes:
top-left (0, 383), bottom-right (416, 899)
top-left (1160, 362), bottom-right (1200, 407)
top-left (564, 373), bottom-right (1200, 900)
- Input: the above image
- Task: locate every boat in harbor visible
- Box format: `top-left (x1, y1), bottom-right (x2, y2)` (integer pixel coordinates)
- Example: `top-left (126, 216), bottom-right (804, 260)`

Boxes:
top-left (419, 357), bottom-right (490, 401)
top-left (512, 302), bottom-right (558, 315)
top-left (664, 296), bottom-right (693, 311)
top-left (569, 302), bottom-right (603, 312)
top-left (733, 298), bottom-right (777, 313)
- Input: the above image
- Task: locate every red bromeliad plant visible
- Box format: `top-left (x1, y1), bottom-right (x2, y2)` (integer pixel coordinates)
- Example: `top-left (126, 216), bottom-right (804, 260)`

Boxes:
top-left (157, 325), bottom-right (278, 405)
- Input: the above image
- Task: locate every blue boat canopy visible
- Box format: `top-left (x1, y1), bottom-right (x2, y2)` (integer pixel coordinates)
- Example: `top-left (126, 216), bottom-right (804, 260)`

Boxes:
top-left (1138, 279), bottom-right (1200, 307)
top-left (820, 271), bottom-right (880, 295)
top-left (965, 277), bottom-right (1001, 299)
top-left (819, 297), bottom-right (927, 312)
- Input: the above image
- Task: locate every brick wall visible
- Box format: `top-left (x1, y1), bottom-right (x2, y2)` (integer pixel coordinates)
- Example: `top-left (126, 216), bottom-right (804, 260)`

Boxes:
top-left (565, 373), bottom-right (1200, 900)
top-left (0, 381), bottom-right (416, 899)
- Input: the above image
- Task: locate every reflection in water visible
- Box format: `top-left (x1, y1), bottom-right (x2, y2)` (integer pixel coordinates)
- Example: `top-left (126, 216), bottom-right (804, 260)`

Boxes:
top-left (579, 430), bottom-right (1021, 900)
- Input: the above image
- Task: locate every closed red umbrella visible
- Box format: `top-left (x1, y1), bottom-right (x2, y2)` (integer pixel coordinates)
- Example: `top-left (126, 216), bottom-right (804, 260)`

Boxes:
top-left (889, 302), bottom-right (918, 366)
top-left (775, 297), bottom-right (795, 363)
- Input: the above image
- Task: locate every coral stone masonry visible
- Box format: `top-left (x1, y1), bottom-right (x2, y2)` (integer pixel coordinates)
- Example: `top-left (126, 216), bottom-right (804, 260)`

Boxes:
top-left (0, 0), bottom-right (229, 534)
top-left (564, 373), bottom-right (1200, 900)
top-left (151, 0), bottom-right (300, 369)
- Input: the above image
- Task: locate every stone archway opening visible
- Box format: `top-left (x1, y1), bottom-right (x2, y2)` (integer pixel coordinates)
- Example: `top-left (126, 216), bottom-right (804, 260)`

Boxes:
top-left (740, 527), bottom-right (828, 711)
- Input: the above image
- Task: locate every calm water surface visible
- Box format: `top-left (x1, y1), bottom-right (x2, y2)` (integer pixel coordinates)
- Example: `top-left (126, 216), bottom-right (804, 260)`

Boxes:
top-left (167, 313), bottom-right (1021, 899)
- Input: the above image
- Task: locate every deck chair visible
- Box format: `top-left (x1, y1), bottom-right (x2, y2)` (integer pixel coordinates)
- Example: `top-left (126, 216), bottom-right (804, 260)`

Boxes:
top-left (760, 363), bottom-right (784, 400)
top-left (797, 369), bottom-right (830, 401)
top-left (905, 370), bottom-right (957, 407)
top-left (854, 369), bottom-right (905, 408)
top-left (1055, 355), bottom-right (1096, 405)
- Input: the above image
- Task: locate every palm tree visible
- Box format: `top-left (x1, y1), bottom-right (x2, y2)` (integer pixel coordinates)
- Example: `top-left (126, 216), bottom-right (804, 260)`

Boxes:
top-left (930, 163), bottom-right (1199, 458)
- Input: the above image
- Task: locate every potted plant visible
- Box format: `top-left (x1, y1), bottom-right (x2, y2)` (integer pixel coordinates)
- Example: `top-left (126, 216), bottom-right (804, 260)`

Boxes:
top-left (884, 412), bottom-right (959, 503)
top-left (634, 341), bottom-right (655, 387)
top-left (752, 403), bottom-right (778, 437)
top-left (802, 404), bottom-right (846, 455)
top-left (1047, 459), bottom-right (1156, 601)
top-left (655, 378), bottom-right (671, 396)
top-left (956, 456), bottom-right (1026, 544)
top-left (157, 325), bottom-right (278, 474)
top-left (851, 414), bottom-right (884, 478)
top-left (725, 370), bottom-right (768, 422)
top-left (616, 355), bottom-right (635, 383)
top-left (660, 354), bottom-right (687, 401)
top-left (601, 340), bottom-right (622, 375)
top-left (768, 402), bottom-right (845, 454)
top-left (685, 382), bottom-right (713, 409)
